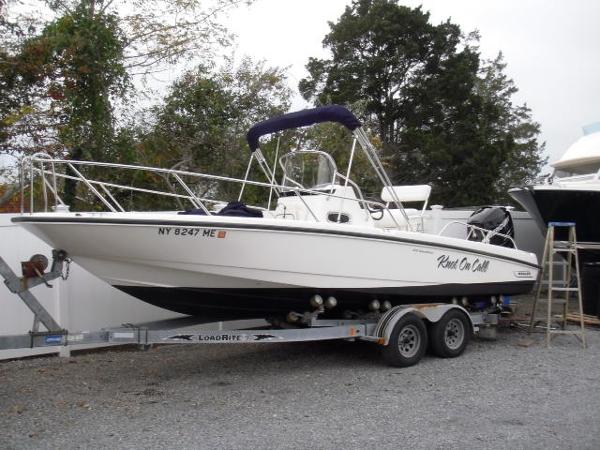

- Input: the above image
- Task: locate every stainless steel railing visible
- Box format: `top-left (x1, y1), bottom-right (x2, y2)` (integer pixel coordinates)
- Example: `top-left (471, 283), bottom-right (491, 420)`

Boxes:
top-left (438, 220), bottom-right (517, 248)
top-left (20, 155), bottom-right (410, 230)
top-left (21, 155), bottom-right (521, 248)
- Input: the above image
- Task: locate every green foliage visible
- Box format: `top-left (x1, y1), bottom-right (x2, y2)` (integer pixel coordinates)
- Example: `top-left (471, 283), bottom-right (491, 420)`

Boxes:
top-left (0, 0), bottom-right (250, 209)
top-left (34, 3), bottom-right (129, 157)
top-left (2, 2), bottom-right (127, 154)
top-left (300, 0), bottom-right (545, 206)
top-left (127, 58), bottom-right (292, 209)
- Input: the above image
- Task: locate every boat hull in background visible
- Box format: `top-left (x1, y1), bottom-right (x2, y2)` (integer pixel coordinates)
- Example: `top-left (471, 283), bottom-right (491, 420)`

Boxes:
top-left (510, 185), bottom-right (600, 263)
top-left (509, 186), bottom-right (600, 242)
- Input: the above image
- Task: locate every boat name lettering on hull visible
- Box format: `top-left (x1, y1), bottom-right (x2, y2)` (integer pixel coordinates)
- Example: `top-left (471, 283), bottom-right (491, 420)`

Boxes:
top-left (437, 255), bottom-right (490, 273)
top-left (157, 227), bottom-right (226, 238)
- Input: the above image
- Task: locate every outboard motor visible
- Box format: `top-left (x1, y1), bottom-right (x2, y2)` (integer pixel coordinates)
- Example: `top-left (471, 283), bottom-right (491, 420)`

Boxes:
top-left (467, 206), bottom-right (515, 248)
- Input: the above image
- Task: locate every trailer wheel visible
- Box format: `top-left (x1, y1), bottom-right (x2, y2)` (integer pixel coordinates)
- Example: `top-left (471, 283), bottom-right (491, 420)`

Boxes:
top-left (382, 314), bottom-right (427, 367)
top-left (429, 309), bottom-right (471, 358)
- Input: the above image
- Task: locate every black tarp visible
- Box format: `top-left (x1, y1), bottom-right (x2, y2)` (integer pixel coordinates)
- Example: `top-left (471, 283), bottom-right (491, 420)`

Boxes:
top-left (178, 201), bottom-right (263, 218)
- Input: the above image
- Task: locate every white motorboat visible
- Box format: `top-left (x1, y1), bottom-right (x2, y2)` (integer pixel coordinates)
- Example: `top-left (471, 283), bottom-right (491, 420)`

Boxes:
top-left (14, 106), bottom-right (539, 320)
top-left (509, 123), bottom-right (600, 262)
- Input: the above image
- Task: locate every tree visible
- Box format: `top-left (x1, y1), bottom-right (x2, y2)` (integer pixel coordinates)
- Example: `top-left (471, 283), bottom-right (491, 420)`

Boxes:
top-left (1, 0), bottom-right (47, 155)
top-left (0, 182), bottom-right (20, 212)
top-left (0, 0), bottom-right (249, 208)
top-left (128, 57), bottom-right (292, 209)
top-left (12, 2), bottom-right (131, 204)
top-left (477, 53), bottom-right (546, 201)
top-left (299, 0), bottom-right (545, 206)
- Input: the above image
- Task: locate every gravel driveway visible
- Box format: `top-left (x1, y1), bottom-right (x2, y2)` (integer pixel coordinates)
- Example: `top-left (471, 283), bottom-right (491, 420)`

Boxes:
top-left (1, 320), bottom-right (599, 450)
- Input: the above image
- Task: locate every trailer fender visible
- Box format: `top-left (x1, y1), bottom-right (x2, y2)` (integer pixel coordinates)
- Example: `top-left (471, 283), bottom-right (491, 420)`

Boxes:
top-left (374, 304), bottom-right (474, 346)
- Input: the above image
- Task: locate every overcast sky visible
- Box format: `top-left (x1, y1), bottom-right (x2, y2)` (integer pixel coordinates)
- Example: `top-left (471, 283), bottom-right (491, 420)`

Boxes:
top-left (2, 0), bottom-right (599, 175)
top-left (225, 0), bottom-right (600, 169)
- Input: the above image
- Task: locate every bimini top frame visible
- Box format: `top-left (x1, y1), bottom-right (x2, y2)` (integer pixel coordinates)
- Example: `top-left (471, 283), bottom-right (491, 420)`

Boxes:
top-left (246, 105), bottom-right (413, 227)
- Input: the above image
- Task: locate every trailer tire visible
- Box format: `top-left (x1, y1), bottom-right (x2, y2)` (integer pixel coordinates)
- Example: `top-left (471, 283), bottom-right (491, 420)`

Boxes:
top-left (381, 313), bottom-right (427, 367)
top-left (429, 309), bottom-right (471, 358)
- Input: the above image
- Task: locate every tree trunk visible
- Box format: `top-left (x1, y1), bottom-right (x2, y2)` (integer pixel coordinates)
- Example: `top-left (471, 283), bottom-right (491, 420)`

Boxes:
top-left (0, 184), bottom-right (17, 208)
top-left (63, 146), bottom-right (83, 208)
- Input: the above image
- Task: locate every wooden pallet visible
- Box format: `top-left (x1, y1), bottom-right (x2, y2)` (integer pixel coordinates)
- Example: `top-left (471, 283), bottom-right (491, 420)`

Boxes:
top-left (566, 313), bottom-right (600, 327)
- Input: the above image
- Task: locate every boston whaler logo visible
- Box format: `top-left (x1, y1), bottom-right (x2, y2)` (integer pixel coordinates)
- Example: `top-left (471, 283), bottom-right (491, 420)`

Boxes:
top-left (437, 254), bottom-right (490, 273)
top-left (514, 270), bottom-right (533, 278)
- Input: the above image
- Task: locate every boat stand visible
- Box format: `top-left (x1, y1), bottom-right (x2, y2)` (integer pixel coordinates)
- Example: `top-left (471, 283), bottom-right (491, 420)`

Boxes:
top-left (1, 250), bottom-right (499, 367)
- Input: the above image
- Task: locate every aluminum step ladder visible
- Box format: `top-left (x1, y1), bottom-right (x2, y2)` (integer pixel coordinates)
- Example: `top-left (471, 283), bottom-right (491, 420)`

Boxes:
top-left (529, 222), bottom-right (586, 348)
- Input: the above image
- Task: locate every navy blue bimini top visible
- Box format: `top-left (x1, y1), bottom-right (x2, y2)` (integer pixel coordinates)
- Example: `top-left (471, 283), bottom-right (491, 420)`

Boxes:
top-left (246, 105), bottom-right (361, 151)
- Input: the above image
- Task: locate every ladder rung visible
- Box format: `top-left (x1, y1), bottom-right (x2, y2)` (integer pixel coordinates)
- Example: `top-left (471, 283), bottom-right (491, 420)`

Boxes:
top-left (548, 330), bottom-right (585, 336)
top-left (548, 222), bottom-right (576, 227)
top-left (553, 248), bottom-right (576, 253)
top-left (544, 260), bottom-right (569, 266)
top-left (550, 287), bottom-right (579, 292)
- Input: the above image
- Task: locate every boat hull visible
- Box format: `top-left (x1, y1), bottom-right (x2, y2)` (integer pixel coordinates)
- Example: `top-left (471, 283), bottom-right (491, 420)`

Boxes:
top-left (115, 282), bottom-right (534, 319)
top-left (14, 214), bottom-right (539, 319)
top-left (509, 186), bottom-right (600, 242)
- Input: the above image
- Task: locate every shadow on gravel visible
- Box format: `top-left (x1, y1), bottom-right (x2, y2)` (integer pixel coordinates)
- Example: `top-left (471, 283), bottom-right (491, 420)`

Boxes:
top-left (139, 339), bottom-right (386, 382)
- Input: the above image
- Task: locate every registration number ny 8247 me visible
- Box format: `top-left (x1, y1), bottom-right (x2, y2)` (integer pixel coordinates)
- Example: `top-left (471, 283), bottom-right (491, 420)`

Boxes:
top-left (157, 227), bottom-right (226, 239)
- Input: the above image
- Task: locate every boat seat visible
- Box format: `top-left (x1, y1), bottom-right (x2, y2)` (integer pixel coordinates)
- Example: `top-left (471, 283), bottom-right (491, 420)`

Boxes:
top-left (374, 208), bottom-right (421, 229)
top-left (376, 185), bottom-right (431, 231)
top-left (381, 185), bottom-right (431, 204)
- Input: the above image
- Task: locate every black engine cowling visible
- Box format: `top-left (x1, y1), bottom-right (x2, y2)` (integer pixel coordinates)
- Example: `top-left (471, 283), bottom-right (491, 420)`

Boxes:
top-left (467, 206), bottom-right (515, 248)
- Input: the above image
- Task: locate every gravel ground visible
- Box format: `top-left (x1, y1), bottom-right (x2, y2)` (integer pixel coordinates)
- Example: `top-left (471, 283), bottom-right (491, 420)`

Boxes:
top-left (1, 312), bottom-right (599, 450)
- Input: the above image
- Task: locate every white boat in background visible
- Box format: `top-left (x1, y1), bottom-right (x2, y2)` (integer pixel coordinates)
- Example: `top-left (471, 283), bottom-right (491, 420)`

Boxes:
top-left (510, 122), bottom-right (600, 263)
top-left (14, 106), bottom-right (539, 320)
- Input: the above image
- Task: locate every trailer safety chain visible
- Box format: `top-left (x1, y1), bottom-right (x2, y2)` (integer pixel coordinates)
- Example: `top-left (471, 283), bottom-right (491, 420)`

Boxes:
top-left (61, 257), bottom-right (72, 281)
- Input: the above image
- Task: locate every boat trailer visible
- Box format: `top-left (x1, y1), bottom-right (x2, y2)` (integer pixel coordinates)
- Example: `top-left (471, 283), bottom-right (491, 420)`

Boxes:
top-left (1, 250), bottom-right (500, 367)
